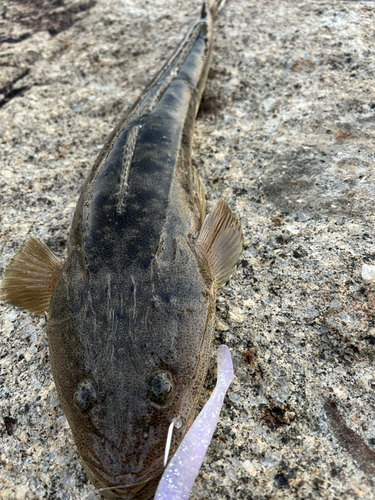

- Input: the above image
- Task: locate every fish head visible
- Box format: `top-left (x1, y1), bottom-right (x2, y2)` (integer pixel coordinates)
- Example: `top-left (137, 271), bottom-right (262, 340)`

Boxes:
top-left (70, 357), bottom-right (201, 499)
top-left (46, 242), bottom-right (216, 499)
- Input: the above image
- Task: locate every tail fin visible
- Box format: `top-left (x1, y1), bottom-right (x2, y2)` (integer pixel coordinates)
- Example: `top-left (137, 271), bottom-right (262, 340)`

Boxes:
top-left (207, 0), bottom-right (226, 20)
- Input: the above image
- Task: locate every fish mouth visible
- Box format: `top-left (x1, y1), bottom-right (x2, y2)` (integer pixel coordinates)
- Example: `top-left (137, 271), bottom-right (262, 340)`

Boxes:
top-left (82, 455), bottom-right (165, 500)
top-left (89, 479), bottom-right (161, 500)
top-left (80, 413), bottom-right (194, 498)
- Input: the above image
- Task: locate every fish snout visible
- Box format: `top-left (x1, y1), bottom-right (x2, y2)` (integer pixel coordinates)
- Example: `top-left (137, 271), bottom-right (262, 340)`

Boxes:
top-left (82, 455), bottom-right (165, 500)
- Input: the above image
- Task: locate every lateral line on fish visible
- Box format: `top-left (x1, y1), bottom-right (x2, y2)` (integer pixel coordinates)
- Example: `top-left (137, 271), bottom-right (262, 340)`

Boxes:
top-left (116, 125), bottom-right (140, 214)
top-left (106, 274), bottom-right (111, 302)
top-left (126, 279), bottom-right (142, 376)
top-left (155, 234), bottom-right (165, 259)
top-left (131, 275), bottom-right (137, 320)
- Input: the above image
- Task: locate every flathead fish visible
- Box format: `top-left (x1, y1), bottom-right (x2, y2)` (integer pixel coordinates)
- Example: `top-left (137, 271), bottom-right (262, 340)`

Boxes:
top-left (0, 1), bottom-right (242, 498)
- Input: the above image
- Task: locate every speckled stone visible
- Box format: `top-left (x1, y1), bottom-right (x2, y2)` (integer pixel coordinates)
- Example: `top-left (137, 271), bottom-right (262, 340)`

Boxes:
top-left (1, 0), bottom-right (375, 499)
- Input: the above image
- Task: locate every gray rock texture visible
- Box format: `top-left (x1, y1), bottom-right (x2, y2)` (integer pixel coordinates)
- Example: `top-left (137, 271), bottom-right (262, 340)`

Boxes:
top-left (1, 0), bottom-right (375, 499)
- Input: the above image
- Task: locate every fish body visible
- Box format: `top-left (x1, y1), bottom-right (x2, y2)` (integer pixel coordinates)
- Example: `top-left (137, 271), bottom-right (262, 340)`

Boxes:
top-left (0, 2), bottom-right (242, 499)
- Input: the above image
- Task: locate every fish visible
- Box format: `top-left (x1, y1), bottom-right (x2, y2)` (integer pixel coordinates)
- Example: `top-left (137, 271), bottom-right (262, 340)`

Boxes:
top-left (0, 1), bottom-right (242, 498)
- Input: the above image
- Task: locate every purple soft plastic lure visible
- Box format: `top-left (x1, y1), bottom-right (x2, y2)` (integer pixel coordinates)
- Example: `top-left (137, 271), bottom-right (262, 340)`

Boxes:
top-left (155, 345), bottom-right (234, 500)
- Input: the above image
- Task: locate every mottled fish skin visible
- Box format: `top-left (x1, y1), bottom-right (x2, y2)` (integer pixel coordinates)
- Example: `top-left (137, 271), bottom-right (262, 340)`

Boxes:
top-left (0, 1), bottom-right (242, 499)
top-left (48, 4), bottom-right (220, 499)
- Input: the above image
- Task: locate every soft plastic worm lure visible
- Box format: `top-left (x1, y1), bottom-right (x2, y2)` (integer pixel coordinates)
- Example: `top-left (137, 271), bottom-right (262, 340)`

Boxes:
top-left (155, 345), bottom-right (234, 500)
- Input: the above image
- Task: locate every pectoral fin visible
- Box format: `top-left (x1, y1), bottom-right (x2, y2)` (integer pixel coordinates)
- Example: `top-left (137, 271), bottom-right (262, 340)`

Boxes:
top-left (196, 200), bottom-right (243, 287)
top-left (0, 237), bottom-right (63, 315)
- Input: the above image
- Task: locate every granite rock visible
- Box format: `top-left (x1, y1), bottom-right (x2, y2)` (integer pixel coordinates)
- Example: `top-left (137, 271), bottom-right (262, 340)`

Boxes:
top-left (1, 0), bottom-right (375, 499)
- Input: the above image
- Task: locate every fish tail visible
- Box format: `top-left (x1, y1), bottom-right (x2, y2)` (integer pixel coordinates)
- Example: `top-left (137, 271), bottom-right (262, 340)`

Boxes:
top-left (206, 0), bottom-right (227, 20)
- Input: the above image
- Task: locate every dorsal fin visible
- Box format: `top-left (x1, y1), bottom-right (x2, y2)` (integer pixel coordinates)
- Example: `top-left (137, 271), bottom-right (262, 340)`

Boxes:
top-left (0, 237), bottom-right (63, 315)
top-left (196, 200), bottom-right (242, 287)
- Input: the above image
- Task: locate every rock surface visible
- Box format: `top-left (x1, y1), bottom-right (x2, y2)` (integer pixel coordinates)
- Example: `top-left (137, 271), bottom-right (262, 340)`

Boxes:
top-left (1, 0), bottom-right (375, 499)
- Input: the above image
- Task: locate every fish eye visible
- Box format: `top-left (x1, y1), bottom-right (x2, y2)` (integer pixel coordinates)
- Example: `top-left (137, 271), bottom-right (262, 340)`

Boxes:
top-left (148, 371), bottom-right (174, 406)
top-left (74, 379), bottom-right (98, 414)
